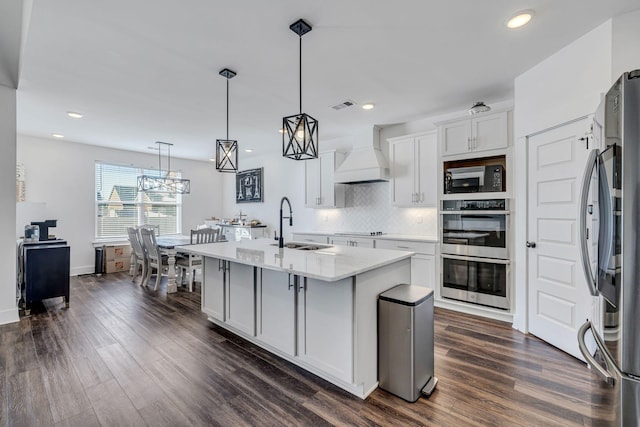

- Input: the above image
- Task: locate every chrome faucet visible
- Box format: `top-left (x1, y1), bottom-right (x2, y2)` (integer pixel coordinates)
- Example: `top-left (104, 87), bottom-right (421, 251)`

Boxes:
top-left (279, 196), bottom-right (293, 248)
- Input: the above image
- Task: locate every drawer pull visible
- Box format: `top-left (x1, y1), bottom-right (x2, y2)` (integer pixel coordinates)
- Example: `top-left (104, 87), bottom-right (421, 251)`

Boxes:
top-left (397, 245), bottom-right (410, 249)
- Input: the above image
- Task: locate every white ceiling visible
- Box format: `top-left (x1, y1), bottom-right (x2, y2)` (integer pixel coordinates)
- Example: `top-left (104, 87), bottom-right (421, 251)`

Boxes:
top-left (16, 0), bottom-right (639, 160)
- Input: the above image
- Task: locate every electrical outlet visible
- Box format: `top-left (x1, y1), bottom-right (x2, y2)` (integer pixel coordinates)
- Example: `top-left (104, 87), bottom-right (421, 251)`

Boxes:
top-left (416, 215), bottom-right (423, 223)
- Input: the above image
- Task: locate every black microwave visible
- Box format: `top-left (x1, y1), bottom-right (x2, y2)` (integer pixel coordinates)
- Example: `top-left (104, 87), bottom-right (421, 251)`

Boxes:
top-left (445, 164), bottom-right (504, 194)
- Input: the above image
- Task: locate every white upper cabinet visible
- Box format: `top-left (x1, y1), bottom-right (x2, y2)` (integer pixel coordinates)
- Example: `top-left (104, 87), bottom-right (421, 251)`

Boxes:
top-left (304, 151), bottom-right (345, 208)
top-left (440, 111), bottom-right (508, 157)
top-left (389, 131), bottom-right (437, 207)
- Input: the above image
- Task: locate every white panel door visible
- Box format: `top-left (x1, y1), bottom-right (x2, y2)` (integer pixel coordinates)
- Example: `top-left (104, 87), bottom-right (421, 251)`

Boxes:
top-left (527, 118), bottom-right (593, 361)
top-left (415, 132), bottom-right (438, 206)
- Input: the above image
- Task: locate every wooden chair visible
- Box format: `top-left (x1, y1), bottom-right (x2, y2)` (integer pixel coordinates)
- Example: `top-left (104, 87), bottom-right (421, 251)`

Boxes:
top-left (177, 228), bottom-right (219, 291)
top-left (127, 227), bottom-right (146, 285)
top-left (139, 227), bottom-right (170, 290)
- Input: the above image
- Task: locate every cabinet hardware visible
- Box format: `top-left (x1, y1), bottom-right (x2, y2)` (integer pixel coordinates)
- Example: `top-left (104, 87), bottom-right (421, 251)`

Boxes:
top-left (397, 245), bottom-right (410, 249)
top-left (288, 273), bottom-right (294, 290)
top-left (526, 241), bottom-right (537, 248)
top-left (467, 137), bottom-right (471, 151)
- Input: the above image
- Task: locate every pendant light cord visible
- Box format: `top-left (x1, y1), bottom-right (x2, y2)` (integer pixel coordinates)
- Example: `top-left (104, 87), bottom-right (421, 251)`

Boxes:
top-left (226, 78), bottom-right (230, 140)
top-left (299, 36), bottom-right (302, 114)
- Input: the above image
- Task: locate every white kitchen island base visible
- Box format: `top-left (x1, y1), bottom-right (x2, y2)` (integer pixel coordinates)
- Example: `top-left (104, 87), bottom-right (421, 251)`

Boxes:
top-left (184, 240), bottom-right (413, 399)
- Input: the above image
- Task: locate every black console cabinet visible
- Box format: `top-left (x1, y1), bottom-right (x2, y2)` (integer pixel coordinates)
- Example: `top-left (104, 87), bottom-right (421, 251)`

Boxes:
top-left (21, 241), bottom-right (70, 315)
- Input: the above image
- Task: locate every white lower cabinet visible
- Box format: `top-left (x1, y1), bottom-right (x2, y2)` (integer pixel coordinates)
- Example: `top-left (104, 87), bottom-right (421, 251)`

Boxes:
top-left (297, 276), bottom-right (353, 382)
top-left (257, 269), bottom-right (296, 356)
top-left (202, 258), bottom-right (255, 336)
top-left (202, 257), bottom-right (225, 321)
top-left (374, 239), bottom-right (437, 288)
top-left (226, 262), bottom-right (255, 336)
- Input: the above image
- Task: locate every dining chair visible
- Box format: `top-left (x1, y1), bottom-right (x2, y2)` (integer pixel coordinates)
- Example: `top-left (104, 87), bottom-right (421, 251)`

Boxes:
top-left (127, 226), bottom-right (147, 285)
top-left (139, 226), bottom-right (170, 290)
top-left (176, 228), bottom-right (219, 292)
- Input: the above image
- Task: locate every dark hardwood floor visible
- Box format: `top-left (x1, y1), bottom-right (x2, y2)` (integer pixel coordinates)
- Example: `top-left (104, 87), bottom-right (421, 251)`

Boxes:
top-left (0, 273), bottom-right (616, 426)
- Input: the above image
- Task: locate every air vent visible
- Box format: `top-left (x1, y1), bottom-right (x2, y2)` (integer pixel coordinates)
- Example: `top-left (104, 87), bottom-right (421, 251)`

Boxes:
top-left (331, 100), bottom-right (356, 110)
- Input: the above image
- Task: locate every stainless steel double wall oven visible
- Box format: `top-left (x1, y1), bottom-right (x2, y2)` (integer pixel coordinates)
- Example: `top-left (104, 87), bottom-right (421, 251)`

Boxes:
top-left (440, 198), bottom-right (510, 310)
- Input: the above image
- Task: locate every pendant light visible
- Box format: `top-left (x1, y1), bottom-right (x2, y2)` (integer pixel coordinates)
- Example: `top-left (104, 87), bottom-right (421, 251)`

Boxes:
top-left (282, 19), bottom-right (318, 161)
top-left (216, 68), bottom-right (238, 173)
top-left (137, 141), bottom-right (191, 194)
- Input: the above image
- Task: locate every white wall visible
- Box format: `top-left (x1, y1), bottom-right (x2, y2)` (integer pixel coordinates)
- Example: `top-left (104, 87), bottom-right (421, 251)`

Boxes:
top-left (612, 9), bottom-right (640, 80)
top-left (0, 85), bottom-right (19, 325)
top-left (17, 135), bottom-right (223, 275)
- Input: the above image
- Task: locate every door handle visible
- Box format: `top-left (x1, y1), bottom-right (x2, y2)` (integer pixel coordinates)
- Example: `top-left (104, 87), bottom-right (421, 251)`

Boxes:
top-left (526, 241), bottom-right (536, 248)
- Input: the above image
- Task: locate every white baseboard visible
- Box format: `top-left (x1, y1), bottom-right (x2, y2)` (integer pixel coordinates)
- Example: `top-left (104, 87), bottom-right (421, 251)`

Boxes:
top-left (0, 307), bottom-right (20, 325)
top-left (71, 265), bottom-right (95, 276)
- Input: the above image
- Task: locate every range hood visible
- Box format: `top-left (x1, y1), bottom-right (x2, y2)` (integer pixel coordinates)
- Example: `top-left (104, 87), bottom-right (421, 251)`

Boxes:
top-left (334, 127), bottom-right (389, 184)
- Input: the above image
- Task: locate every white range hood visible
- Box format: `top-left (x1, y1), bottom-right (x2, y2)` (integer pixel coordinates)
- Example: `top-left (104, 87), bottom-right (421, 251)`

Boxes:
top-left (334, 127), bottom-right (389, 184)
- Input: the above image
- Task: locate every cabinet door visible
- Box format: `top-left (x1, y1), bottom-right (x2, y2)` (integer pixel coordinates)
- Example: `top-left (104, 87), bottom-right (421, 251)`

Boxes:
top-left (471, 111), bottom-right (508, 152)
top-left (330, 237), bottom-right (349, 246)
top-left (415, 132), bottom-right (438, 206)
top-left (202, 257), bottom-right (225, 321)
top-left (257, 269), bottom-right (296, 355)
top-left (297, 277), bottom-right (353, 382)
top-left (441, 120), bottom-right (471, 156)
top-left (411, 254), bottom-right (436, 288)
top-left (390, 137), bottom-right (416, 206)
top-left (318, 152), bottom-right (334, 207)
top-left (226, 262), bottom-right (256, 336)
top-left (304, 158), bottom-right (321, 207)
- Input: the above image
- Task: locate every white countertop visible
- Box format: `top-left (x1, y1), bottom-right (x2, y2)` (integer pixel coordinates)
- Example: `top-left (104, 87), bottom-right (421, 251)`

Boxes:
top-left (177, 239), bottom-right (413, 282)
top-left (293, 231), bottom-right (438, 243)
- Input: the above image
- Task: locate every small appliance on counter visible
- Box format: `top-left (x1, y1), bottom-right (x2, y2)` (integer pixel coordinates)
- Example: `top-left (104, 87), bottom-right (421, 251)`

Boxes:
top-left (30, 219), bottom-right (58, 241)
top-left (24, 224), bottom-right (40, 242)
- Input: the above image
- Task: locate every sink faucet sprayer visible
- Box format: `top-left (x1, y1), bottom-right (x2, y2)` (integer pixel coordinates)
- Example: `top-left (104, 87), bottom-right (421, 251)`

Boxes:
top-left (278, 196), bottom-right (293, 249)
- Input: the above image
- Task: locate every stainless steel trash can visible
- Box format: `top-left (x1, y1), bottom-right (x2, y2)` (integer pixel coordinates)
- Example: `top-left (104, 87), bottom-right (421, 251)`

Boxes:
top-left (378, 284), bottom-right (437, 402)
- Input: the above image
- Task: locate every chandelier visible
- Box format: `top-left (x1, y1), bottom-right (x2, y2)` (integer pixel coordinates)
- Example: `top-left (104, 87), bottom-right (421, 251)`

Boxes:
top-left (137, 141), bottom-right (191, 194)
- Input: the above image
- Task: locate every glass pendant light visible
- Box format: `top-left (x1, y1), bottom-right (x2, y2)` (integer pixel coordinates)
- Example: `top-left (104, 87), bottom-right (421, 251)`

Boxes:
top-left (468, 101), bottom-right (491, 115)
top-left (282, 19), bottom-right (318, 160)
top-left (216, 68), bottom-right (239, 172)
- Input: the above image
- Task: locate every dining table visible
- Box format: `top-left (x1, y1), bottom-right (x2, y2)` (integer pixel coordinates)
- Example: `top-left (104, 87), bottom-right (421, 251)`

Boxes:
top-left (155, 234), bottom-right (192, 293)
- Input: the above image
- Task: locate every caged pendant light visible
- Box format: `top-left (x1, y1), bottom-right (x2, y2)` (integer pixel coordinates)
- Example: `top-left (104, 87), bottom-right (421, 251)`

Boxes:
top-left (216, 68), bottom-right (239, 173)
top-left (137, 141), bottom-right (191, 194)
top-left (282, 19), bottom-right (318, 161)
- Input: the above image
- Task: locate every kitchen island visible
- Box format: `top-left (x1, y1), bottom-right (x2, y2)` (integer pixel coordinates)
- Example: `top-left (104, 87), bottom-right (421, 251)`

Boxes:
top-left (177, 238), bottom-right (413, 398)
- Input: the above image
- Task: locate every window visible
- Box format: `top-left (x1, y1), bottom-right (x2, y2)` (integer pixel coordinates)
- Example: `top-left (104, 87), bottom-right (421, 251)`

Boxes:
top-left (95, 162), bottom-right (182, 238)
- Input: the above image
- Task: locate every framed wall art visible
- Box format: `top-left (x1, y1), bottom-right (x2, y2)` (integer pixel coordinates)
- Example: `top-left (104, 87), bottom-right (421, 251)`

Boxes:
top-left (236, 167), bottom-right (263, 203)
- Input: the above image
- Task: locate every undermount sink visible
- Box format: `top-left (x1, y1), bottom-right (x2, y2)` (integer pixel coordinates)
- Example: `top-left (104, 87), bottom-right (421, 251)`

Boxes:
top-left (271, 242), bottom-right (333, 251)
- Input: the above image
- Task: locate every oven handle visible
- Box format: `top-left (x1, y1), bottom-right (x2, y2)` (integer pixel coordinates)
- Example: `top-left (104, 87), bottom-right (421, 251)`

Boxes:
top-left (441, 254), bottom-right (510, 264)
top-left (441, 210), bottom-right (511, 215)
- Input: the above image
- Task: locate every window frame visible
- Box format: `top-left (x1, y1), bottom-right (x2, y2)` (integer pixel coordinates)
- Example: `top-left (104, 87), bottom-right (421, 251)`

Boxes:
top-left (95, 161), bottom-right (183, 239)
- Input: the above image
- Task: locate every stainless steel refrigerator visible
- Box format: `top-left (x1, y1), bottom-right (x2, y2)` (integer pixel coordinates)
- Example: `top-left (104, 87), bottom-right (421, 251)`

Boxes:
top-left (578, 69), bottom-right (640, 426)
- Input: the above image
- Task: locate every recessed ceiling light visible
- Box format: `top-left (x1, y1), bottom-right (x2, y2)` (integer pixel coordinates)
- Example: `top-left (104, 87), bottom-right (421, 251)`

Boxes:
top-left (52, 133), bottom-right (65, 138)
top-left (362, 103), bottom-right (375, 110)
top-left (507, 10), bottom-right (534, 29)
top-left (66, 111), bottom-right (83, 119)
top-left (244, 149), bottom-right (253, 153)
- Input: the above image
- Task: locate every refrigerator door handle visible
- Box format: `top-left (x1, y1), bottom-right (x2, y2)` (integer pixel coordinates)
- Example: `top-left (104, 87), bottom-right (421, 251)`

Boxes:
top-left (577, 320), bottom-right (616, 385)
top-left (579, 149), bottom-right (599, 296)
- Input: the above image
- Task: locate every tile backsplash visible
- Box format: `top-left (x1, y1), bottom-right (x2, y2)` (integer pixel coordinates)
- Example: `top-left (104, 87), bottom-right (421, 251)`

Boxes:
top-left (307, 182), bottom-right (437, 237)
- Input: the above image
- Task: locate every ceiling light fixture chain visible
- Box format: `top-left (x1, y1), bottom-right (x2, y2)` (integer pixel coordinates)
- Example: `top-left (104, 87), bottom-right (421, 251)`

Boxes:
top-left (216, 68), bottom-right (238, 173)
top-left (282, 18), bottom-right (318, 161)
